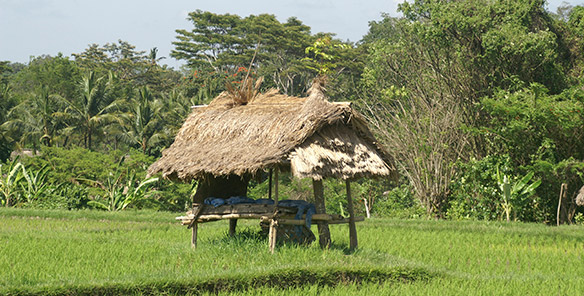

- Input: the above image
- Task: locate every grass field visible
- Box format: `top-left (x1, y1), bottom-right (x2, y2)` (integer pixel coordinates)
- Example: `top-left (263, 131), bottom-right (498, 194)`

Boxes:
top-left (1, 208), bottom-right (583, 295)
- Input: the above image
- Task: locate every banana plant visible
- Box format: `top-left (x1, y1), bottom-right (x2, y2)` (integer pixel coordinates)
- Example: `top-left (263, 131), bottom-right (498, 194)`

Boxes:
top-left (496, 167), bottom-right (541, 222)
top-left (83, 160), bottom-right (158, 211)
top-left (0, 158), bottom-right (24, 207)
top-left (20, 165), bottom-right (51, 203)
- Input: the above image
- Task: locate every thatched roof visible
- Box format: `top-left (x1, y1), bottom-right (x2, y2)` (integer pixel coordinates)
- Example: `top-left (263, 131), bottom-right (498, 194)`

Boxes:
top-left (148, 80), bottom-right (397, 181)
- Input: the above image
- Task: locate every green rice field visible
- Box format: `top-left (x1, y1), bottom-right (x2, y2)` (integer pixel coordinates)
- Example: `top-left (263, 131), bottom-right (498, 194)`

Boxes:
top-left (1, 208), bottom-right (583, 295)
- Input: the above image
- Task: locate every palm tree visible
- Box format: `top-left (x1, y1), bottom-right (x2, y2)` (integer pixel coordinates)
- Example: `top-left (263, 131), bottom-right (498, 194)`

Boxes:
top-left (2, 86), bottom-right (58, 150)
top-left (0, 84), bottom-right (15, 162)
top-left (31, 86), bottom-right (59, 146)
top-left (59, 71), bottom-right (122, 150)
top-left (121, 87), bottom-right (167, 154)
top-left (148, 47), bottom-right (165, 65)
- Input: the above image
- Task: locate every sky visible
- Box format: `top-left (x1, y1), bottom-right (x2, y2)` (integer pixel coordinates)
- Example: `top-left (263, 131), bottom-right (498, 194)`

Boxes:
top-left (0, 0), bottom-right (582, 70)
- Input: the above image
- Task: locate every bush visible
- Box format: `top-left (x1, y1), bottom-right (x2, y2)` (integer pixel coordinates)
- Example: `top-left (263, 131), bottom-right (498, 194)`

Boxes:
top-left (12, 146), bottom-right (193, 211)
top-left (448, 155), bottom-right (512, 221)
top-left (373, 184), bottom-right (425, 219)
top-left (26, 183), bottom-right (90, 210)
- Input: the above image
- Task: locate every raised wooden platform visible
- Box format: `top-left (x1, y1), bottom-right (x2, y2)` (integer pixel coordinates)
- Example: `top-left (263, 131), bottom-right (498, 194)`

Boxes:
top-left (177, 202), bottom-right (364, 251)
top-left (176, 203), bottom-right (364, 225)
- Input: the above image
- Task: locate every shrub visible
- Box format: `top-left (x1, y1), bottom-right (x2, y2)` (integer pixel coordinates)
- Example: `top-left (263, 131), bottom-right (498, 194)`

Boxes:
top-left (373, 184), bottom-right (425, 219)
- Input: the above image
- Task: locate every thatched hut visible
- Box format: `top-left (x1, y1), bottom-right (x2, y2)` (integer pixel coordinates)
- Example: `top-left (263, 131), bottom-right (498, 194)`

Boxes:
top-left (148, 79), bottom-right (397, 251)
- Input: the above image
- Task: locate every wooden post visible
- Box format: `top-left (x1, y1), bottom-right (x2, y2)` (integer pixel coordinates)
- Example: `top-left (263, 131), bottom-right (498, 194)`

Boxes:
top-left (188, 203), bottom-right (204, 249)
top-left (274, 168), bottom-right (279, 207)
top-left (268, 169), bottom-right (273, 200)
top-left (313, 179), bottom-right (331, 248)
top-left (268, 219), bottom-right (277, 252)
top-left (557, 183), bottom-right (568, 226)
top-left (191, 223), bottom-right (198, 248)
top-left (346, 180), bottom-right (358, 250)
top-left (268, 168), bottom-right (279, 253)
top-left (229, 219), bottom-right (237, 236)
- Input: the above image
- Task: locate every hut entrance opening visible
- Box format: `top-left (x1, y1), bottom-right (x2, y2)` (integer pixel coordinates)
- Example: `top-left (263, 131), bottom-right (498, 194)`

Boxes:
top-left (193, 174), bottom-right (250, 203)
top-left (192, 173), bottom-right (250, 236)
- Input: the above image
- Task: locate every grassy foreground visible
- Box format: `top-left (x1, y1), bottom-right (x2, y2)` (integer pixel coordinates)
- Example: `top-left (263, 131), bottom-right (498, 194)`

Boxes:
top-left (0, 208), bottom-right (583, 295)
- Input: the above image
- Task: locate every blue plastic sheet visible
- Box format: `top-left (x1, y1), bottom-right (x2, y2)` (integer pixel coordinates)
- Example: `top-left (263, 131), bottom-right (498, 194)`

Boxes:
top-left (278, 200), bottom-right (316, 229)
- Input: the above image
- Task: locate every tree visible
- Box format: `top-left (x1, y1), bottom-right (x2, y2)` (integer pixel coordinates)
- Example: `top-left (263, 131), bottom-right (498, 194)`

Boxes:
top-left (395, 0), bottom-right (569, 95)
top-left (9, 54), bottom-right (80, 101)
top-left (3, 88), bottom-right (53, 151)
top-left (360, 14), bottom-right (472, 216)
top-left (4, 86), bottom-right (61, 148)
top-left (148, 47), bottom-right (165, 65)
top-left (172, 11), bottom-right (318, 96)
top-left (0, 61), bottom-right (15, 162)
top-left (258, 17), bottom-right (314, 95)
top-left (172, 10), bottom-right (243, 69)
top-left (358, 0), bottom-right (573, 217)
top-left (120, 87), bottom-right (168, 154)
top-left (73, 40), bottom-right (181, 94)
top-left (58, 71), bottom-right (121, 150)
top-left (360, 87), bottom-right (469, 217)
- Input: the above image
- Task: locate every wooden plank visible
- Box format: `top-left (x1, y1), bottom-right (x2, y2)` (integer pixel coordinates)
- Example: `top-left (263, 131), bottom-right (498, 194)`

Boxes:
top-left (273, 213), bottom-right (343, 221)
top-left (346, 180), bottom-right (358, 250)
top-left (179, 213), bottom-right (340, 221)
top-left (276, 216), bottom-right (365, 225)
top-left (192, 204), bottom-right (297, 215)
top-left (179, 213), bottom-right (357, 225)
top-left (180, 214), bottom-right (268, 225)
top-left (313, 179), bottom-right (331, 249)
top-left (330, 216), bottom-right (365, 224)
top-left (181, 214), bottom-right (365, 226)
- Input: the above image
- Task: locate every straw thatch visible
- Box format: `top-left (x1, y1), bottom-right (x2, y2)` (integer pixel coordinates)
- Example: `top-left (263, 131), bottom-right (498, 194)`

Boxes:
top-left (148, 80), bottom-right (397, 182)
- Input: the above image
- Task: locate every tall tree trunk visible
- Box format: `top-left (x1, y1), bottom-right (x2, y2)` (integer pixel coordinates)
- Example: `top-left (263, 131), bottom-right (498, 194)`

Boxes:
top-left (87, 124), bottom-right (92, 150)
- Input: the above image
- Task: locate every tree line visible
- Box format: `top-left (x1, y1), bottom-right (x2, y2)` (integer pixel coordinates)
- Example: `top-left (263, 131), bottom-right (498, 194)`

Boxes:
top-left (1, 1), bottom-right (584, 223)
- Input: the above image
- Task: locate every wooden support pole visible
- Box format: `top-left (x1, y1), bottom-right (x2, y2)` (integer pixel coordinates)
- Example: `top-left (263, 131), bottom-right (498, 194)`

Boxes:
top-left (313, 179), bottom-right (331, 248)
top-left (274, 168), bottom-right (279, 206)
top-left (188, 203), bottom-right (204, 249)
top-left (268, 219), bottom-right (277, 253)
top-left (268, 168), bottom-right (279, 253)
top-left (229, 219), bottom-right (237, 236)
top-left (268, 169), bottom-right (273, 200)
top-left (346, 180), bottom-right (358, 250)
top-left (191, 223), bottom-right (198, 248)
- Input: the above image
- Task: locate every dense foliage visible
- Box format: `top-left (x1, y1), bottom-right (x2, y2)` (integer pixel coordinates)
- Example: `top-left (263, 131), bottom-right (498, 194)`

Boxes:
top-left (1, 1), bottom-right (584, 223)
top-left (359, 0), bottom-right (584, 222)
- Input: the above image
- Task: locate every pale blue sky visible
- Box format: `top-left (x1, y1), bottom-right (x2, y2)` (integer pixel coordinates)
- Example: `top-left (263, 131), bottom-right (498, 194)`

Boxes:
top-left (0, 0), bottom-right (581, 69)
